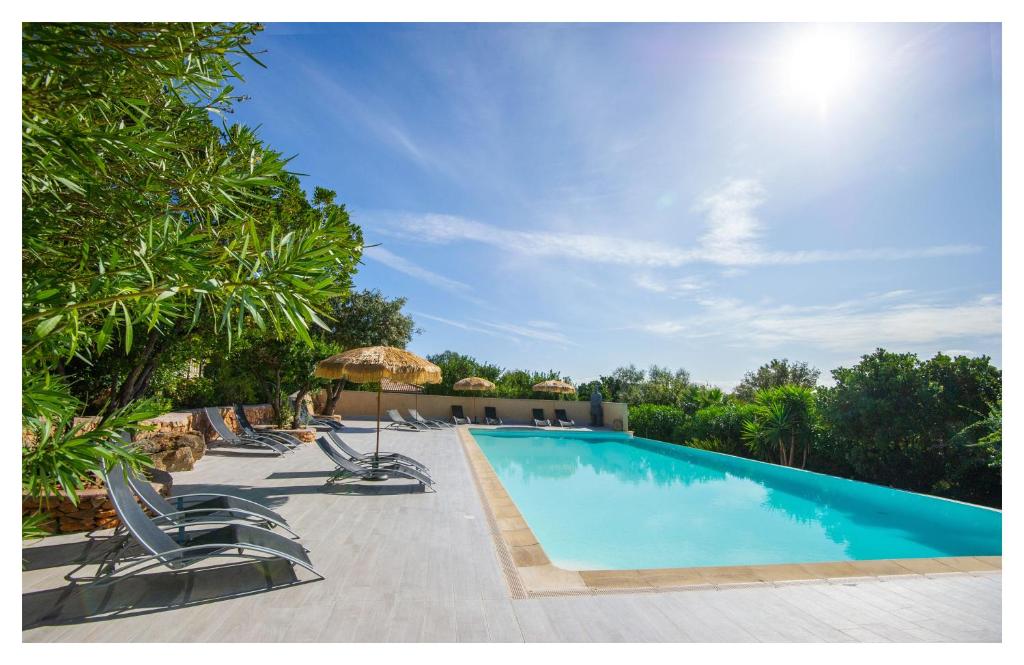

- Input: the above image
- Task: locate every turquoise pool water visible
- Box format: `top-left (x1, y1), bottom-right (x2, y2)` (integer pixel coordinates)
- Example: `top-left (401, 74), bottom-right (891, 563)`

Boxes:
top-left (470, 429), bottom-right (1002, 570)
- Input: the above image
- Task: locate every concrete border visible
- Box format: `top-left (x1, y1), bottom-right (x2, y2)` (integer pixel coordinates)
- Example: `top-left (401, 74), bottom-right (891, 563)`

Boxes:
top-left (457, 427), bottom-right (1002, 597)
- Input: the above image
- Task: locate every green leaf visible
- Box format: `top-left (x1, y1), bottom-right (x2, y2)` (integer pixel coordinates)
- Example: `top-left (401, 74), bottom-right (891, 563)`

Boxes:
top-left (33, 314), bottom-right (63, 339)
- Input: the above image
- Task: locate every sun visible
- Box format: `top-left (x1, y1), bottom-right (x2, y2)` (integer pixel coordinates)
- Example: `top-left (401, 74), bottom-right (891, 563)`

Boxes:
top-left (778, 26), bottom-right (863, 113)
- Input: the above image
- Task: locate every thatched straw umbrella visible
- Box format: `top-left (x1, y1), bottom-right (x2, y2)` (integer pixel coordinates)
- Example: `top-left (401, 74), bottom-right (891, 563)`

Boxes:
top-left (314, 346), bottom-right (442, 465)
top-left (453, 376), bottom-right (496, 422)
top-left (532, 379), bottom-right (576, 396)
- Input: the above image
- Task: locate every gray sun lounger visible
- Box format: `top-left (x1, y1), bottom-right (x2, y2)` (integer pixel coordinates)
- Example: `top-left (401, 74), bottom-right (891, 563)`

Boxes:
top-left (386, 409), bottom-right (428, 431)
top-left (120, 462), bottom-right (300, 539)
top-left (408, 409), bottom-right (450, 429)
top-left (316, 436), bottom-right (435, 489)
top-left (295, 400), bottom-right (344, 432)
top-left (326, 430), bottom-right (430, 473)
top-left (450, 405), bottom-right (472, 425)
top-left (532, 409), bottom-right (551, 427)
top-left (203, 407), bottom-right (291, 455)
top-left (484, 406), bottom-right (502, 425)
top-left (554, 409), bottom-right (576, 428)
top-left (233, 404), bottom-right (305, 449)
top-left (86, 462), bottom-right (321, 585)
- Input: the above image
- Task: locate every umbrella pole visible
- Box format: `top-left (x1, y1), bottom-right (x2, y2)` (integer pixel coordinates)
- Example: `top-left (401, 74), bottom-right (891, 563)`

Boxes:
top-left (365, 386), bottom-right (388, 481)
top-left (376, 387), bottom-right (382, 457)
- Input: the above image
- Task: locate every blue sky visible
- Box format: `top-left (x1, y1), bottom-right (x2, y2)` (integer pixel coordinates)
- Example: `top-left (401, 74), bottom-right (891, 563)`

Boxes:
top-left (231, 23), bottom-right (1001, 387)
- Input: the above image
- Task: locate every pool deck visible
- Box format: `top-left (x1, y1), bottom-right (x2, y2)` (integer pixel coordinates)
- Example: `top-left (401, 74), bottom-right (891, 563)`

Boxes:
top-left (22, 422), bottom-right (1002, 642)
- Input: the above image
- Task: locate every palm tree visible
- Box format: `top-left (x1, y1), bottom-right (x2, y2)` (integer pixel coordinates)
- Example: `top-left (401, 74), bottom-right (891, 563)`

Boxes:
top-left (741, 385), bottom-right (816, 467)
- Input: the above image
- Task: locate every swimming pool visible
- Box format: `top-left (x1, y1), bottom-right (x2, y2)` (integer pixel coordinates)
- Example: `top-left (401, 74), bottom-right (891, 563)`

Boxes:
top-left (470, 429), bottom-right (1002, 571)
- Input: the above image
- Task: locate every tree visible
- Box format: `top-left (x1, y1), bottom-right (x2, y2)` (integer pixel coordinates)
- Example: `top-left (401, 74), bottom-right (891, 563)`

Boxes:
top-left (205, 331), bottom-right (340, 427)
top-left (816, 349), bottom-right (1001, 505)
top-left (625, 366), bottom-right (691, 407)
top-left (741, 385), bottom-right (817, 467)
top-left (318, 289), bottom-right (419, 414)
top-left (960, 400), bottom-right (1002, 469)
top-left (733, 359), bottom-right (820, 402)
top-left (22, 23), bottom-right (363, 537)
top-left (599, 365), bottom-right (645, 402)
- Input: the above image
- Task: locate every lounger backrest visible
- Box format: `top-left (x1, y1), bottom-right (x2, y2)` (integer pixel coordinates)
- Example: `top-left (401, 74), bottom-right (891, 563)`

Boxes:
top-left (387, 409), bottom-right (407, 422)
top-left (451, 405), bottom-right (466, 418)
top-left (408, 409), bottom-right (422, 421)
top-left (203, 407), bottom-right (239, 442)
top-left (316, 435), bottom-right (365, 474)
top-left (485, 407), bottom-right (497, 418)
top-left (532, 409), bottom-right (546, 420)
top-left (102, 462), bottom-right (181, 562)
top-left (124, 467), bottom-right (175, 518)
top-left (234, 404), bottom-right (256, 433)
top-left (326, 431), bottom-right (362, 459)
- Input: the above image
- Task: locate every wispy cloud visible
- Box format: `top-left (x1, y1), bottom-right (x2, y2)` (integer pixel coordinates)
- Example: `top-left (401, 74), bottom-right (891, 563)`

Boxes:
top-left (633, 274), bottom-right (707, 296)
top-left (694, 178), bottom-right (766, 265)
top-left (473, 320), bottom-right (575, 346)
top-left (362, 246), bottom-right (471, 294)
top-left (367, 178), bottom-right (980, 269)
top-left (413, 312), bottom-right (518, 342)
top-left (633, 292), bottom-right (1001, 354)
top-left (413, 311), bottom-right (574, 347)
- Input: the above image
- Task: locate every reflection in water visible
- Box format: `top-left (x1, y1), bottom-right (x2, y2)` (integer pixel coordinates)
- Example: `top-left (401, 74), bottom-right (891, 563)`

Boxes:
top-left (475, 433), bottom-right (1001, 570)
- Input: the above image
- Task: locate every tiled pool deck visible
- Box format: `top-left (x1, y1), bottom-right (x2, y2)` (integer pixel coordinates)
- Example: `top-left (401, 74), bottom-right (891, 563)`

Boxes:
top-left (22, 422), bottom-right (1001, 642)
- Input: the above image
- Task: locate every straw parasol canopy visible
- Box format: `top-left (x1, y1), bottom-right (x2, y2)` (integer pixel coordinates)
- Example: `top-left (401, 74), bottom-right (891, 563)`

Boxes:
top-left (453, 377), bottom-right (496, 423)
top-left (314, 346), bottom-right (442, 470)
top-left (453, 376), bottom-right (496, 391)
top-left (314, 346), bottom-right (441, 384)
top-left (532, 379), bottom-right (576, 395)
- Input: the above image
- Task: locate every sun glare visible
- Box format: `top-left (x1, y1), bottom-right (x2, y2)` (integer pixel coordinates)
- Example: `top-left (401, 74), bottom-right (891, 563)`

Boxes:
top-left (779, 27), bottom-right (863, 113)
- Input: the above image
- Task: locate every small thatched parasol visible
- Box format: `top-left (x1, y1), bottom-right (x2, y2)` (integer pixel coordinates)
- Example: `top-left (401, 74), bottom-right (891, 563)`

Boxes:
top-left (532, 379), bottom-right (576, 395)
top-left (314, 346), bottom-right (442, 470)
top-left (453, 376), bottom-right (496, 422)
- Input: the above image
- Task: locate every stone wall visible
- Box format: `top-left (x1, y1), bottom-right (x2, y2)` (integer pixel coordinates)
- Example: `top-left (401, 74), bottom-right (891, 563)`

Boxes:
top-left (23, 477), bottom-right (171, 535)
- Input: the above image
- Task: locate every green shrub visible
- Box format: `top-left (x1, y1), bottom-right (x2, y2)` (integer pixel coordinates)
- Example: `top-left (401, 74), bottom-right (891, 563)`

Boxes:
top-left (683, 402), bottom-right (758, 456)
top-left (629, 404), bottom-right (688, 441)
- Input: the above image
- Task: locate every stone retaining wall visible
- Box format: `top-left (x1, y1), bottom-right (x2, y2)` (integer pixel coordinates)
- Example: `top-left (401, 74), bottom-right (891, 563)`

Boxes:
top-left (23, 478), bottom-right (171, 535)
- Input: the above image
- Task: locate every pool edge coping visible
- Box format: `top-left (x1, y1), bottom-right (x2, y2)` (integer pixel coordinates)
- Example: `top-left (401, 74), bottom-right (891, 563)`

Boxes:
top-left (457, 426), bottom-right (1002, 598)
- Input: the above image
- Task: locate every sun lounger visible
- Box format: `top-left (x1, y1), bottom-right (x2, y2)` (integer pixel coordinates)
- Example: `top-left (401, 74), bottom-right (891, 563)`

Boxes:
top-left (408, 409), bottom-right (450, 429)
top-left (484, 406), bottom-right (502, 425)
top-left (295, 400), bottom-right (344, 432)
top-left (316, 436), bottom-right (434, 489)
top-left (554, 409), bottom-right (576, 427)
top-left (386, 409), bottom-right (428, 431)
top-left (451, 405), bottom-right (472, 425)
top-left (120, 461), bottom-right (300, 539)
top-left (532, 409), bottom-right (551, 427)
top-left (233, 404), bottom-right (305, 448)
top-left (325, 430), bottom-right (430, 473)
top-left (87, 462), bottom-right (321, 585)
top-left (203, 407), bottom-right (292, 455)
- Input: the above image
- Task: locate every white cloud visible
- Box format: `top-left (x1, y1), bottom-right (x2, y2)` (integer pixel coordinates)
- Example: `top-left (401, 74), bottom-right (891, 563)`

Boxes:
top-left (633, 273), bottom-right (707, 296)
top-left (694, 178), bottom-right (766, 265)
top-left (414, 312), bottom-right (574, 347)
top-left (472, 320), bottom-right (575, 346)
top-left (413, 312), bottom-right (518, 342)
top-left (633, 292), bottom-right (1001, 354)
top-left (362, 246), bottom-right (471, 294)
top-left (366, 178), bottom-right (980, 269)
